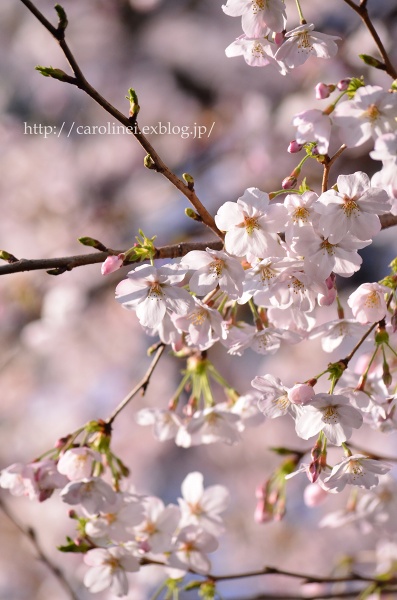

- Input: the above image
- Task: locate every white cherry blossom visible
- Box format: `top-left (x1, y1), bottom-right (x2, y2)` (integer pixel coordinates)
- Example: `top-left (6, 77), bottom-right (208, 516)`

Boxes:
top-left (172, 298), bottom-right (224, 351)
top-left (251, 374), bottom-right (302, 419)
top-left (332, 85), bottom-right (397, 148)
top-left (168, 524), bottom-right (218, 574)
top-left (292, 110), bottom-right (332, 155)
top-left (323, 455), bottom-right (391, 492)
top-left (115, 264), bottom-right (193, 328)
top-left (291, 226), bottom-right (370, 283)
top-left (135, 407), bottom-right (183, 442)
top-left (347, 282), bottom-right (388, 324)
top-left (60, 477), bottom-right (117, 515)
top-left (134, 497), bottom-right (181, 553)
top-left (315, 171), bottom-right (390, 243)
top-left (215, 187), bottom-right (287, 259)
top-left (295, 393), bottom-right (363, 445)
top-left (182, 248), bottom-right (245, 299)
top-left (178, 472), bottom-right (229, 536)
top-left (222, 0), bottom-right (286, 38)
top-left (85, 492), bottom-right (145, 542)
top-left (275, 24), bottom-right (340, 68)
top-left (308, 318), bottom-right (369, 353)
top-left (225, 35), bottom-right (285, 72)
top-left (176, 407), bottom-right (241, 447)
top-left (57, 447), bottom-right (101, 482)
top-left (84, 546), bottom-right (140, 596)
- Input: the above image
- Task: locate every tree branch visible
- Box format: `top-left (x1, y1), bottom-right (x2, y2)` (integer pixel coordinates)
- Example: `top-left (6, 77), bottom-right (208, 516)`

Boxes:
top-left (321, 145), bottom-right (347, 193)
top-left (341, 0), bottom-right (397, 79)
top-left (19, 0), bottom-right (224, 240)
top-left (0, 240), bottom-right (224, 276)
top-left (0, 496), bottom-right (79, 600)
top-left (106, 342), bottom-right (165, 425)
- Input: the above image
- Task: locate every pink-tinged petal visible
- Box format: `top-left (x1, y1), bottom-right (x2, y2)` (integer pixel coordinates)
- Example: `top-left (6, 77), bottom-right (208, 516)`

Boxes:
top-left (182, 250), bottom-right (213, 269)
top-left (322, 423), bottom-right (350, 446)
top-left (222, 0), bottom-right (248, 17)
top-left (201, 486), bottom-right (230, 513)
top-left (84, 548), bottom-right (110, 567)
top-left (110, 570), bottom-right (129, 596)
top-left (224, 228), bottom-right (249, 257)
top-left (337, 172), bottom-right (370, 197)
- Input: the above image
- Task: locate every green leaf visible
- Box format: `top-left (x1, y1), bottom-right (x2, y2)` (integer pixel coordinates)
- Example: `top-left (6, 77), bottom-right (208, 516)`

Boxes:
top-left (359, 54), bottom-right (386, 71)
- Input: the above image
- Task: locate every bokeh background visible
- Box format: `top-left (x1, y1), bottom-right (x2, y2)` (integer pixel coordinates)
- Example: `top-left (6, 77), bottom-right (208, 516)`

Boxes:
top-left (1, 0), bottom-right (397, 598)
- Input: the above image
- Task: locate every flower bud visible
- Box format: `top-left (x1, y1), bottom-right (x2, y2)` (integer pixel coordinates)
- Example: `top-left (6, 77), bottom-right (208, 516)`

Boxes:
top-left (337, 78), bottom-right (351, 91)
top-left (315, 83), bottom-right (334, 100)
top-left (101, 254), bottom-right (124, 276)
top-left (288, 140), bottom-right (303, 153)
top-left (273, 31), bottom-right (284, 45)
top-left (282, 175), bottom-right (297, 190)
top-left (288, 384), bottom-right (315, 405)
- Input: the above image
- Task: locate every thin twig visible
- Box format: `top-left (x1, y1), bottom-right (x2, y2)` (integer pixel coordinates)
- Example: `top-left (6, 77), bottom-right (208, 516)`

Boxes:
top-left (106, 343), bottom-right (165, 425)
top-left (0, 496), bottom-right (79, 600)
top-left (19, 0), bottom-right (224, 240)
top-left (341, 0), bottom-right (397, 79)
top-left (0, 240), bottom-right (223, 276)
top-left (321, 144), bottom-right (347, 193)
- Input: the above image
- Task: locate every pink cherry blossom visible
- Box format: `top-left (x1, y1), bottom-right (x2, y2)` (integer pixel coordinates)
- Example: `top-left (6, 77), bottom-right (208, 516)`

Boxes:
top-left (292, 109), bottom-right (332, 155)
top-left (178, 471), bottom-right (229, 536)
top-left (182, 248), bottom-right (245, 299)
top-left (57, 447), bottom-right (101, 481)
top-left (323, 455), bottom-right (391, 492)
top-left (169, 524), bottom-right (218, 574)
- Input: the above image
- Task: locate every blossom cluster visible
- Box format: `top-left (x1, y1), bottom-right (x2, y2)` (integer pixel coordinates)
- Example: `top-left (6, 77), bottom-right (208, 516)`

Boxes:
top-left (222, 0), bottom-right (340, 73)
top-left (0, 450), bottom-right (229, 597)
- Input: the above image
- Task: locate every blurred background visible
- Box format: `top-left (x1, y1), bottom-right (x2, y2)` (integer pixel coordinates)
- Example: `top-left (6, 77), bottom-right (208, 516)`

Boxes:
top-left (1, 0), bottom-right (397, 598)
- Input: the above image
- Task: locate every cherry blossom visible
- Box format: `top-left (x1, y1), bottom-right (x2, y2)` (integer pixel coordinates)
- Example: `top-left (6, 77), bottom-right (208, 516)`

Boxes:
top-left (275, 24), bottom-right (340, 68)
top-left (85, 492), bottom-right (145, 542)
top-left (57, 447), bottom-right (101, 482)
top-left (332, 85), bottom-right (397, 148)
top-left (292, 109), bottom-right (332, 155)
top-left (134, 497), bottom-right (181, 553)
top-left (291, 226), bottom-right (370, 283)
top-left (225, 35), bottom-right (285, 72)
top-left (295, 393), bottom-right (363, 445)
top-left (347, 282), bottom-right (388, 324)
top-left (178, 471), bottom-right (229, 536)
top-left (176, 407), bottom-right (241, 447)
top-left (60, 477), bottom-right (117, 515)
top-left (251, 374), bottom-right (302, 419)
top-left (323, 455), bottom-right (391, 492)
top-left (168, 524), bottom-right (219, 574)
top-left (181, 248), bottom-right (245, 299)
top-left (314, 171), bottom-right (390, 243)
top-left (83, 546), bottom-right (140, 596)
top-left (214, 187), bottom-right (287, 259)
top-left (222, 0), bottom-right (286, 38)
top-left (115, 264), bottom-right (193, 328)
top-left (308, 318), bottom-right (368, 352)
top-left (135, 407), bottom-right (183, 441)
top-left (172, 298), bottom-right (224, 351)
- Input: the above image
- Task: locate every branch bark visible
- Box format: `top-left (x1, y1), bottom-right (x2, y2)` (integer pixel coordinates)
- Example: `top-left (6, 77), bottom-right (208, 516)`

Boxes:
top-left (0, 240), bottom-right (224, 276)
top-left (19, 0), bottom-right (224, 240)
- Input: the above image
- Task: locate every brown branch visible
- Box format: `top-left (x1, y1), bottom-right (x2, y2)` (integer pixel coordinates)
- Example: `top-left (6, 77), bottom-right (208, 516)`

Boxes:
top-left (19, 0), bottom-right (224, 240)
top-left (0, 240), bottom-right (224, 276)
top-left (341, 0), bottom-right (397, 79)
top-left (0, 496), bottom-right (79, 600)
top-left (242, 590), bottom-right (397, 600)
top-left (106, 342), bottom-right (165, 425)
top-left (321, 145), bottom-right (347, 193)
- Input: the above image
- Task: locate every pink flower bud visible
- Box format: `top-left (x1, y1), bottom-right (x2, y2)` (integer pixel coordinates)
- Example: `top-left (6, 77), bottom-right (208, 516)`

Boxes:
top-left (101, 254), bottom-right (124, 275)
top-left (337, 78), bottom-right (351, 91)
top-left (288, 140), bottom-right (303, 153)
top-left (288, 384), bottom-right (315, 405)
top-left (315, 83), bottom-right (334, 100)
top-left (273, 31), bottom-right (284, 45)
top-left (282, 175), bottom-right (297, 190)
